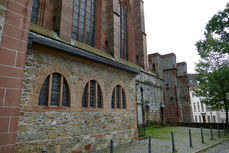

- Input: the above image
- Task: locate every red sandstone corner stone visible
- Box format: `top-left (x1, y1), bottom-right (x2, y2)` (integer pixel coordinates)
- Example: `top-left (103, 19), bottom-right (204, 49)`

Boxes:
top-left (9, 117), bottom-right (19, 132)
top-left (0, 118), bottom-right (9, 133)
top-left (7, 0), bottom-right (31, 18)
top-left (14, 0), bottom-right (33, 8)
top-left (0, 48), bottom-right (16, 66)
top-left (0, 133), bottom-right (16, 145)
top-left (5, 89), bottom-right (22, 107)
top-left (5, 11), bottom-right (22, 28)
top-left (0, 107), bottom-right (20, 116)
top-left (0, 89), bottom-right (4, 106)
top-left (0, 145), bottom-right (16, 153)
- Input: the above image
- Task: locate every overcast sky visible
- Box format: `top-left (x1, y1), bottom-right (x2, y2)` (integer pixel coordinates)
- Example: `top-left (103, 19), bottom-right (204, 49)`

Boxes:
top-left (144, 0), bottom-right (228, 73)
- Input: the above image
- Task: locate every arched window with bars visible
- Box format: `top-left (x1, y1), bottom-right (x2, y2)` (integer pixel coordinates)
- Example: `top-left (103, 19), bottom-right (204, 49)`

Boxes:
top-left (111, 85), bottom-right (126, 109)
top-left (72, 0), bottom-right (97, 47)
top-left (119, 0), bottom-right (129, 60)
top-left (82, 80), bottom-right (103, 108)
top-left (38, 73), bottom-right (70, 107)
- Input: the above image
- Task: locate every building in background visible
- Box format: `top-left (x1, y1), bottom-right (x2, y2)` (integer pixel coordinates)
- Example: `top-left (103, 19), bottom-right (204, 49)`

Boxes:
top-left (188, 74), bottom-right (226, 123)
top-left (148, 53), bottom-right (193, 123)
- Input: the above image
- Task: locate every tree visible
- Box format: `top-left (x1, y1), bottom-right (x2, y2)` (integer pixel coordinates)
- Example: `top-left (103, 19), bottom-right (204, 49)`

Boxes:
top-left (196, 3), bottom-right (229, 56)
top-left (195, 3), bottom-right (229, 126)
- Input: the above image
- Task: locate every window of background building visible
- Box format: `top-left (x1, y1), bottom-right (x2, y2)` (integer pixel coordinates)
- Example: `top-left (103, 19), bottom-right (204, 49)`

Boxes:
top-left (207, 116), bottom-right (211, 123)
top-left (213, 116), bottom-right (216, 123)
top-left (195, 116), bottom-right (198, 122)
top-left (197, 102), bottom-right (200, 112)
top-left (39, 73), bottom-right (70, 107)
top-left (194, 103), bottom-right (196, 112)
top-left (111, 85), bottom-right (126, 109)
top-left (119, 0), bottom-right (128, 60)
top-left (199, 115), bottom-right (201, 122)
top-left (82, 80), bottom-right (103, 108)
top-left (72, 0), bottom-right (97, 47)
top-left (201, 102), bottom-right (204, 112)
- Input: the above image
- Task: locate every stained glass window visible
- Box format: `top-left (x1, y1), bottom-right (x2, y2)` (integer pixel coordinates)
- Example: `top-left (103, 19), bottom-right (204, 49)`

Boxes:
top-left (31, 0), bottom-right (39, 24)
top-left (82, 80), bottom-right (103, 108)
top-left (119, 0), bottom-right (128, 60)
top-left (72, 0), bottom-right (97, 46)
top-left (38, 76), bottom-right (49, 106)
top-left (38, 73), bottom-right (70, 107)
top-left (111, 85), bottom-right (126, 109)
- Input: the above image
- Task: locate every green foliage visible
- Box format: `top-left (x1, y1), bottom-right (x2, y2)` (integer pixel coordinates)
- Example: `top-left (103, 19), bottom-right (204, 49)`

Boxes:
top-left (196, 3), bottom-right (229, 55)
top-left (195, 3), bottom-right (229, 123)
top-left (194, 67), bottom-right (229, 110)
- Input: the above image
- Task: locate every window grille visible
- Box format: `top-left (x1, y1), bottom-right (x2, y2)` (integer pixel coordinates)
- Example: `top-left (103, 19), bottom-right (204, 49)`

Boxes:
top-left (97, 85), bottom-right (102, 108)
top-left (62, 78), bottom-right (70, 107)
top-left (72, 0), bottom-right (97, 46)
top-left (82, 80), bottom-right (103, 108)
top-left (38, 73), bottom-right (70, 107)
top-left (116, 85), bottom-right (120, 108)
top-left (119, 0), bottom-right (128, 60)
top-left (31, 0), bottom-right (39, 24)
top-left (111, 90), bottom-right (115, 108)
top-left (111, 85), bottom-right (126, 109)
top-left (38, 76), bottom-right (49, 106)
top-left (82, 83), bottom-right (88, 107)
top-left (51, 73), bottom-right (60, 106)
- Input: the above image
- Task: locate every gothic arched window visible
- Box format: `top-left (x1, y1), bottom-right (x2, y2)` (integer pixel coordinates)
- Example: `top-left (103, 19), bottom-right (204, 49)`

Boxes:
top-left (111, 85), bottom-right (126, 109)
top-left (72, 0), bottom-right (97, 47)
top-left (119, 0), bottom-right (128, 60)
top-left (39, 73), bottom-right (70, 107)
top-left (31, 0), bottom-right (39, 24)
top-left (82, 80), bottom-right (103, 108)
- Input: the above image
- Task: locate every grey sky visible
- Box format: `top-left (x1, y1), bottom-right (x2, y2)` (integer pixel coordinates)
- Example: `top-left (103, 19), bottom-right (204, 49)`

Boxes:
top-left (144, 0), bottom-right (228, 73)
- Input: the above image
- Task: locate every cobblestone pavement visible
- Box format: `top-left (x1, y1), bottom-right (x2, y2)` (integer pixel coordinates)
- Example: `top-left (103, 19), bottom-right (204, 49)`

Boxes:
top-left (93, 126), bottom-right (229, 153)
top-left (199, 140), bottom-right (229, 153)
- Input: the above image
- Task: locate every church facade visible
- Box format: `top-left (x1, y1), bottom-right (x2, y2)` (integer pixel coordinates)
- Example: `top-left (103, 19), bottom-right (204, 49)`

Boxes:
top-left (0, 0), bottom-right (192, 153)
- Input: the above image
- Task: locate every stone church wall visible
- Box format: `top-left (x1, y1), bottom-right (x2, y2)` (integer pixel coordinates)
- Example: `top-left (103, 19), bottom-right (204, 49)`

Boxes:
top-left (136, 72), bottom-right (164, 125)
top-left (17, 48), bottom-right (137, 153)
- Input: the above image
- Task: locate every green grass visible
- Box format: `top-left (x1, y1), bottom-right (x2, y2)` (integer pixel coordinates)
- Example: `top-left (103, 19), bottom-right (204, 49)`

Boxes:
top-left (145, 126), bottom-right (174, 140)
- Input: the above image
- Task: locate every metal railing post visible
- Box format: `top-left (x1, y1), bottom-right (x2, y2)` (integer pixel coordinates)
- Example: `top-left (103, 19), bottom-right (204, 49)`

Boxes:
top-left (201, 127), bottom-right (204, 143)
top-left (110, 139), bottom-right (113, 153)
top-left (171, 131), bottom-right (176, 153)
top-left (210, 125), bottom-right (213, 140)
top-left (218, 125), bottom-right (221, 138)
top-left (189, 129), bottom-right (192, 147)
top-left (148, 135), bottom-right (151, 153)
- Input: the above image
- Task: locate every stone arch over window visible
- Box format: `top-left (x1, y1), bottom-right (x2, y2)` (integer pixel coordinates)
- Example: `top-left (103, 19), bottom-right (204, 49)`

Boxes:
top-left (72, 0), bottom-right (101, 47)
top-left (119, 0), bottom-right (130, 61)
top-left (111, 85), bottom-right (126, 109)
top-left (29, 65), bottom-right (74, 108)
top-left (38, 73), bottom-right (70, 107)
top-left (82, 80), bottom-right (103, 108)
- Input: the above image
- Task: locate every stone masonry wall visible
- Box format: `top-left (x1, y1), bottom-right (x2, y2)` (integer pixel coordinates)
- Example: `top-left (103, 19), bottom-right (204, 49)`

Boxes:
top-left (0, 0), bottom-right (8, 46)
top-left (136, 72), bottom-right (164, 125)
top-left (17, 48), bottom-right (137, 153)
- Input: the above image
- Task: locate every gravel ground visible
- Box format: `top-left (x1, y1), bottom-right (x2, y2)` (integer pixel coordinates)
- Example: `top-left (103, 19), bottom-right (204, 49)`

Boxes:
top-left (92, 126), bottom-right (229, 153)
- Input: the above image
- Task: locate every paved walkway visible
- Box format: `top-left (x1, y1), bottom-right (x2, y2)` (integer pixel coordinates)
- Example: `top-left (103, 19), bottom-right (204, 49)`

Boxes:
top-left (93, 126), bottom-right (229, 153)
top-left (199, 140), bottom-right (229, 153)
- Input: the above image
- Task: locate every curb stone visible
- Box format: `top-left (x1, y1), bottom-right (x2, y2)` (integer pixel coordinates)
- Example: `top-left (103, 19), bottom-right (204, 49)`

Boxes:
top-left (192, 138), bottom-right (229, 153)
